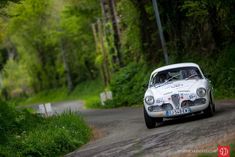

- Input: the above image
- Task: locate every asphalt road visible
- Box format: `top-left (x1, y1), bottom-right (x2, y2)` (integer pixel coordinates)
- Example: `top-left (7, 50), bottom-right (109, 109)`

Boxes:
top-left (66, 100), bottom-right (235, 157)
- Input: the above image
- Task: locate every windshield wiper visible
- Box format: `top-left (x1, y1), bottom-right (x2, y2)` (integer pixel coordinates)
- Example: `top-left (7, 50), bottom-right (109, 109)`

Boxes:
top-left (185, 74), bottom-right (198, 80)
top-left (155, 74), bottom-right (180, 88)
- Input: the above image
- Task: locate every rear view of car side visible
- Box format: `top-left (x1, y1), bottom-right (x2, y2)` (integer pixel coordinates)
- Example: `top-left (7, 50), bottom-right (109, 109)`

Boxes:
top-left (143, 63), bottom-right (215, 129)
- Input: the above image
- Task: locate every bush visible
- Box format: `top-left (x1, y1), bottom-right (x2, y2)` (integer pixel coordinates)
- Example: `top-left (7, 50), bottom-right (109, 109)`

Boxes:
top-left (0, 101), bottom-right (91, 157)
top-left (13, 113), bottom-right (91, 157)
top-left (0, 100), bottom-right (17, 144)
top-left (214, 45), bottom-right (235, 95)
top-left (108, 63), bottom-right (151, 107)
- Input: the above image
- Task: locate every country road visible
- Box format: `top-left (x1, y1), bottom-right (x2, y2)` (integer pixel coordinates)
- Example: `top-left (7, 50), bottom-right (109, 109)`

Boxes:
top-left (65, 100), bottom-right (235, 157)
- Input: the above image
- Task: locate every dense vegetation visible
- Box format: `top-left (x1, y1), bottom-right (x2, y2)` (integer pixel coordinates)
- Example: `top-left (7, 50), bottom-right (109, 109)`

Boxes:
top-left (0, 101), bottom-right (91, 156)
top-left (0, 0), bottom-right (234, 156)
top-left (0, 0), bottom-right (235, 106)
top-left (0, 0), bottom-right (235, 107)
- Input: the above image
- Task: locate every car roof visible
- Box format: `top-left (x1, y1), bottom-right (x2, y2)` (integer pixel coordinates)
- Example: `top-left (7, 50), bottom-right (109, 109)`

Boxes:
top-left (151, 63), bottom-right (200, 75)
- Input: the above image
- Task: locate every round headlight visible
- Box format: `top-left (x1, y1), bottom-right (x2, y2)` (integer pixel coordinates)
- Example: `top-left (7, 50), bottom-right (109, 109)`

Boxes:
top-left (145, 96), bottom-right (155, 105)
top-left (196, 88), bottom-right (206, 97)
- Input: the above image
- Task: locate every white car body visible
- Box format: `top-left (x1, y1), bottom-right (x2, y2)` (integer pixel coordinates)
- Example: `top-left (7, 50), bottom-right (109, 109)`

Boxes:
top-left (144, 63), bottom-right (215, 122)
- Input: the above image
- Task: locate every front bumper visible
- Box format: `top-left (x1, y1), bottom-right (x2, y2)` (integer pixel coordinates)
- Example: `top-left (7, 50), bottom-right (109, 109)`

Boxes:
top-left (145, 100), bottom-right (209, 118)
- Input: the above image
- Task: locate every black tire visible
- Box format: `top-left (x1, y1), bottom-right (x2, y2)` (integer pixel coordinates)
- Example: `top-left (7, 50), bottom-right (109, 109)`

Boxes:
top-left (144, 107), bottom-right (156, 129)
top-left (204, 94), bottom-right (215, 117)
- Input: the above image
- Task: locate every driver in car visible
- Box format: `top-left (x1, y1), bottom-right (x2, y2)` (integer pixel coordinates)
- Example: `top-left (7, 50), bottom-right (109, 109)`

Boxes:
top-left (159, 74), bottom-right (167, 83)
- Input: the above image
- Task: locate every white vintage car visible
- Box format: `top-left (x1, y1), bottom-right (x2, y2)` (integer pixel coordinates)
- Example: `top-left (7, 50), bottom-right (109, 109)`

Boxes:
top-left (144, 63), bottom-right (215, 129)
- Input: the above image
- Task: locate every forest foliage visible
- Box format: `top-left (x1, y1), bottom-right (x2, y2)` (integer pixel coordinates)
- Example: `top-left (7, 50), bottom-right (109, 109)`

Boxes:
top-left (0, 0), bottom-right (235, 105)
top-left (0, 0), bottom-right (235, 155)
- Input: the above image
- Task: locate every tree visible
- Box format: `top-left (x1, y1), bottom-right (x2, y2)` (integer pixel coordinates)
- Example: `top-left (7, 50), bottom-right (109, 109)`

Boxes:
top-left (117, 0), bottom-right (143, 63)
top-left (5, 0), bottom-right (59, 92)
top-left (2, 58), bottom-right (32, 97)
top-left (59, 0), bottom-right (101, 84)
top-left (0, 0), bottom-right (20, 8)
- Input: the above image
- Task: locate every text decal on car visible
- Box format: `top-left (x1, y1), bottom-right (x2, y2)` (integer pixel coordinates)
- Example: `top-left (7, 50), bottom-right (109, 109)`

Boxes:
top-left (166, 108), bottom-right (191, 116)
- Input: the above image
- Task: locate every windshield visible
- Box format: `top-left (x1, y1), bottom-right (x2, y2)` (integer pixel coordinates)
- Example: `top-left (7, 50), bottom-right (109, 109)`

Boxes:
top-left (149, 66), bottom-right (203, 87)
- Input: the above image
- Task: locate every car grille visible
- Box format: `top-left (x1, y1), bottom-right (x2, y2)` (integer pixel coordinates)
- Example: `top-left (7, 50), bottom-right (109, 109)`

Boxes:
top-left (162, 103), bottom-right (173, 110)
top-left (148, 98), bottom-right (206, 112)
top-left (148, 103), bottom-right (173, 112)
top-left (181, 98), bottom-right (206, 108)
top-left (171, 94), bottom-right (180, 109)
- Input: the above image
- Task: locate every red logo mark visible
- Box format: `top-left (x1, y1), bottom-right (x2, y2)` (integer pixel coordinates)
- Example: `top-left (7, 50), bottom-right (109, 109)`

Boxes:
top-left (218, 145), bottom-right (230, 157)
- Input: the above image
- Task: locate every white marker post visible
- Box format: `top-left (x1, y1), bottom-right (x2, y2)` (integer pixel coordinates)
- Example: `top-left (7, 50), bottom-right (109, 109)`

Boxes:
top-left (100, 91), bottom-right (113, 105)
top-left (37, 103), bottom-right (53, 117)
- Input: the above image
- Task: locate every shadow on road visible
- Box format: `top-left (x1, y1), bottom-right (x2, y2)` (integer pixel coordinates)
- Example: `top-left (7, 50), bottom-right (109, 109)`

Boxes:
top-left (157, 107), bottom-right (228, 128)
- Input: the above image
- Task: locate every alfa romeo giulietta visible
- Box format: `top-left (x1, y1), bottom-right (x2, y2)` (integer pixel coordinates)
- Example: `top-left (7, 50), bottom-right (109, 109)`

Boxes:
top-left (144, 63), bottom-right (215, 129)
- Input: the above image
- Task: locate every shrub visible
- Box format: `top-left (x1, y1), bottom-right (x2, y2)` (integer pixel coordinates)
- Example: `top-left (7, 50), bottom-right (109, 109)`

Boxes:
top-left (108, 63), bottom-right (151, 107)
top-left (214, 45), bottom-right (235, 94)
top-left (0, 101), bottom-right (91, 157)
top-left (14, 113), bottom-right (91, 157)
top-left (0, 100), bottom-right (17, 144)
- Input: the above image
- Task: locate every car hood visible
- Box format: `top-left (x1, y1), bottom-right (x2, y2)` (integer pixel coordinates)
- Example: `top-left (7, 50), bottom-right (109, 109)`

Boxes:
top-left (145, 79), bottom-right (207, 98)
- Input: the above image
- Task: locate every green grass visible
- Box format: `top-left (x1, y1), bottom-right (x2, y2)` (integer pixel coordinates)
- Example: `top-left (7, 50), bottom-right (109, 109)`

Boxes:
top-left (0, 112), bottom-right (91, 157)
top-left (17, 79), bottom-right (105, 108)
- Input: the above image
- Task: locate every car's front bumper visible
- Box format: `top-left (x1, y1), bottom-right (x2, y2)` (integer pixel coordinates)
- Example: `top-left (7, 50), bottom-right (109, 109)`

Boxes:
top-left (145, 101), bottom-right (209, 118)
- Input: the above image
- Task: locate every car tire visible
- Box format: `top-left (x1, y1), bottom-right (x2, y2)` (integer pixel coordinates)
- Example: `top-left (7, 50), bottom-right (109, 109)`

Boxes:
top-left (204, 94), bottom-right (215, 117)
top-left (144, 107), bottom-right (156, 129)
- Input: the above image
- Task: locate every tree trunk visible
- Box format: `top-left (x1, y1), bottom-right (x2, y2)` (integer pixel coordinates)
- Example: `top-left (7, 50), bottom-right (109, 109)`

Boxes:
top-left (84, 59), bottom-right (95, 80)
top-left (60, 38), bottom-right (73, 92)
top-left (174, 0), bottom-right (184, 61)
top-left (207, 4), bottom-right (222, 48)
top-left (100, 0), bottom-right (123, 67)
top-left (109, 0), bottom-right (122, 66)
top-left (132, 0), bottom-right (158, 64)
top-left (92, 22), bottom-right (108, 86)
top-left (98, 19), bottom-right (111, 86)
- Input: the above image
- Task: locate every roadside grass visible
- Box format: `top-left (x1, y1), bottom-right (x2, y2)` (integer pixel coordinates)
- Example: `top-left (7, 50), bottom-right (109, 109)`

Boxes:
top-left (198, 141), bottom-right (235, 157)
top-left (17, 79), bottom-right (104, 108)
top-left (0, 101), bottom-right (91, 157)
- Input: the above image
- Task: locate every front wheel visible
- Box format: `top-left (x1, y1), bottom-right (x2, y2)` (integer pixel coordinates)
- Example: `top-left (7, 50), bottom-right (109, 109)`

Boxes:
top-left (144, 107), bottom-right (163, 129)
top-left (204, 95), bottom-right (215, 117)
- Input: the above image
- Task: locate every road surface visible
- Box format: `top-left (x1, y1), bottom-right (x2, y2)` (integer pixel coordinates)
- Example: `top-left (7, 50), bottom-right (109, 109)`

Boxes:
top-left (65, 100), bottom-right (235, 157)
